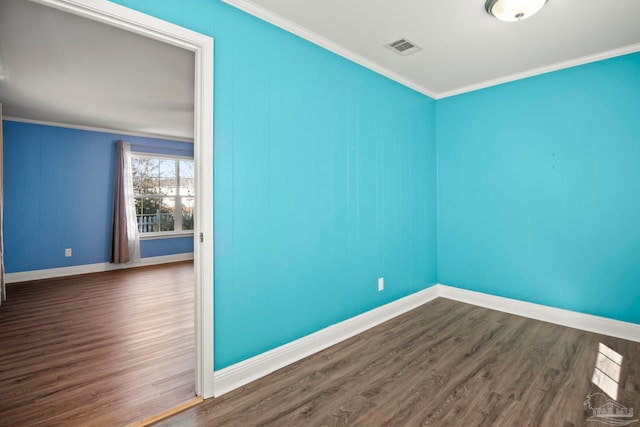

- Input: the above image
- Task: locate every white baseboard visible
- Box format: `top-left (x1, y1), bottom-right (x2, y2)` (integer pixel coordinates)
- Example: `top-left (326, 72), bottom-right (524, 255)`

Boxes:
top-left (212, 282), bottom-right (640, 398)
top-left (436, 284), bottom-right (640, 343)
top-left (213, 285), bottom-right (441, 397)
top-left (5, 253), bottom-right (194, 284)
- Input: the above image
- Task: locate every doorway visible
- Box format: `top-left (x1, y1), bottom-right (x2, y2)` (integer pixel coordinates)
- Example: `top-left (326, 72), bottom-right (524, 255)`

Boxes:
top-left (3, 0), bottom-right (214, 403)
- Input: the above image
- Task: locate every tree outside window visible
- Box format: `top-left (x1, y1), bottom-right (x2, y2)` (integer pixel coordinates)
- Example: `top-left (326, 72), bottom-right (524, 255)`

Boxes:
top-left (131, 155), bottom-right (194, 234)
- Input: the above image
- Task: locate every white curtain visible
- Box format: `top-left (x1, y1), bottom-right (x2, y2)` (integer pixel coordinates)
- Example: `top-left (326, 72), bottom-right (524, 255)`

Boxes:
top-left (122, 142), bottom-right (140, 262)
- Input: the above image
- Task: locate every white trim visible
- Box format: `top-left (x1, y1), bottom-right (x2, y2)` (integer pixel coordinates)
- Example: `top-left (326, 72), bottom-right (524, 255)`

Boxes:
top-left (218, 1), bottom-right (640, 100)
top-left (29, 0), bottom-right (216, 399)
top-left (212, 282), bottom-right (640, 397)
top-left (220, 0), bottom-right (438, 99)
top-left (194, 26), bottom-right (216, 400)
top-left (131, 152), bottom-right (193, 161)
top-left (5, 253), bottom-right (194, 284)
top-left (213, 286), bottom-right (440, 397)
top-left (437, 43), bottom-right (640, 99)
top-left (140, 231), bottom-right (195, 240)
top-left (132, 155), bottom-right (194, 233)
top-left (436, 284), bottom-right (640, 343)
top-left (2, 116), bottom-right (194, 143)
top-left (29, 0), bottom-right (208, 50)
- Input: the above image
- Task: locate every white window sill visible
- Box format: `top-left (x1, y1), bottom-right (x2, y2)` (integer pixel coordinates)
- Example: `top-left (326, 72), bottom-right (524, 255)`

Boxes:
top-left (139, 231), bottom-right (195, 240)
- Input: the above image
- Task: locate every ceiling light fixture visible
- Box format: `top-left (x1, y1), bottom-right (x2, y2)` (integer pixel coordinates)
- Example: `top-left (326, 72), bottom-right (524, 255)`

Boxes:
top-left (485, 0), bottom-right (548, 22)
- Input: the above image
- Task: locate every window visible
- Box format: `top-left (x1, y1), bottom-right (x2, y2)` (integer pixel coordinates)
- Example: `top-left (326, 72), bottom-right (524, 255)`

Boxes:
top-left (131, 155), bottom-right (194, 235)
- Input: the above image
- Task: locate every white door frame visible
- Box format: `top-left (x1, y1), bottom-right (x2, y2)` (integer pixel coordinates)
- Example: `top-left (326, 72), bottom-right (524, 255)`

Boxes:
top-left (30, 0), bottom-right (215, 398)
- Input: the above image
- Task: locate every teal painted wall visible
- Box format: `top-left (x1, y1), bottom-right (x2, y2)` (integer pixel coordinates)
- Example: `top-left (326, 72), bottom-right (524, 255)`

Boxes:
top-left (107, 0), bottom-right (639, 371)
top-left (109, 0), bottom-right (438, 369)
top-left (437, 52), bottom-right (640, 324)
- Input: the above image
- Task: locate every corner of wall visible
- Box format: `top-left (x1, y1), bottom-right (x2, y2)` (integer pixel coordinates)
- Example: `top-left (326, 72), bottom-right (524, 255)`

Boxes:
top-left (434, 100), bottom-right (441, 284)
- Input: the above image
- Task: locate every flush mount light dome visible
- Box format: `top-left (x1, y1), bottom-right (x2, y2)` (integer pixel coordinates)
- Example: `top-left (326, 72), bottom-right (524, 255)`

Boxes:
top-left (485, 0), bottom-right (548, 22)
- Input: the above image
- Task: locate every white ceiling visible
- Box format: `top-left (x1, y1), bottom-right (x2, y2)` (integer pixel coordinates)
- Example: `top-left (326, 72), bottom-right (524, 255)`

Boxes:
top-left (0, 0), bottom-right (195, 140)
top-left (223, 0), bottom-right (640, 98)
top-left (1, 0), bottom-right (638, 138)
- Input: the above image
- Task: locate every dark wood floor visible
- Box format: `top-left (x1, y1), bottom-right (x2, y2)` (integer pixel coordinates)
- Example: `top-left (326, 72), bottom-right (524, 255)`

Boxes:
top-left (0, 261), bottom-right (195, 427)
top-left (160, 298), bottom-right (640, 427)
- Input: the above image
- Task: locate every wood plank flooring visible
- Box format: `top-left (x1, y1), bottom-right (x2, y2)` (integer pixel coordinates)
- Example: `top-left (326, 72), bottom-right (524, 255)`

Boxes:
top-left (159, 298), bottom-right (640, 427)
top-left (0, 262), bottom-right (195, 427)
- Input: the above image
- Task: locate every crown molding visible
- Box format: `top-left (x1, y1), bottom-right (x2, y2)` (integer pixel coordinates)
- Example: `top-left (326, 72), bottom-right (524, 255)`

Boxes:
top-left (219, 1), bottom-right (640, 101)
top-left (3, 116), bottom-right (194, 142)
top-left (220, 0), bottom-right (438, 99)
top-left (437, 43), bottom-right (640, 99)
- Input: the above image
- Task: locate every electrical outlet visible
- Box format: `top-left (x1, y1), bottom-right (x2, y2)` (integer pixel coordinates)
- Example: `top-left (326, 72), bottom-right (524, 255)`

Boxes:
top-left (65, 248), bottom-right (72, 257)
top-left (378, 277), bottom-right (384, 291)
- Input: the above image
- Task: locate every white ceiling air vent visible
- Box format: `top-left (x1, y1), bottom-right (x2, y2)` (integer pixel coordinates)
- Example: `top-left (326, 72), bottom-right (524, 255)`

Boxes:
top-left (386, 37), bottom-right (421, 56)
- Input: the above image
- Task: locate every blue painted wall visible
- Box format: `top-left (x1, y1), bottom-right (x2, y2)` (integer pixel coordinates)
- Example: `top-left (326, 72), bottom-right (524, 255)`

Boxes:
top-left (141, 236), bottom-right (194, 258)
top-left (108, 0), bottom-right (439, 369)
top-left (3, 120), bottom-right (195, 272)
top-left (437, 52), bottom-right (640, 324)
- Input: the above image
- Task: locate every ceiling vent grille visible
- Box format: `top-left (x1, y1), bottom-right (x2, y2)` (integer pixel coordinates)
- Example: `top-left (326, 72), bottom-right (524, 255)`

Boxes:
top-left (387, 38), bottom-right (421, 56)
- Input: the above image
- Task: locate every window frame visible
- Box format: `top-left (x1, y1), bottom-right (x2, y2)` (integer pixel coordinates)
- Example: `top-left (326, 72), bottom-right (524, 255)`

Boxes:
top-left (131, 152), bottom-right (195, 239)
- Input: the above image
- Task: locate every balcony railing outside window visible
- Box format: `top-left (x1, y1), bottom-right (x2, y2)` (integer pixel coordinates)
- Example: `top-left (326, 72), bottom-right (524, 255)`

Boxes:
top-left (132, 155), bottom-right (195, 235)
